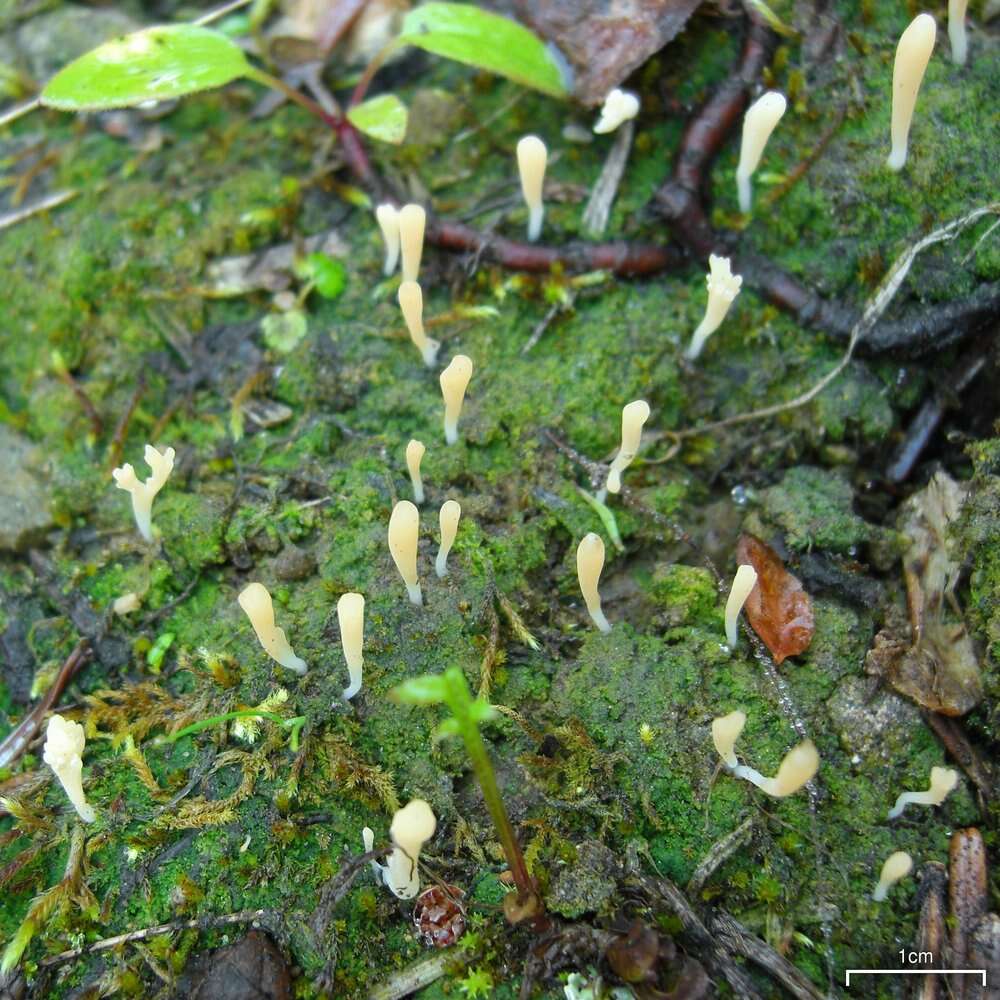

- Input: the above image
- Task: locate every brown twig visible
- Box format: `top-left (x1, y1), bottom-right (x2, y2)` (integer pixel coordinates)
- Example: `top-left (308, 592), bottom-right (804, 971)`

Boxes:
top-left (105, 378), bottom-right (146, 472)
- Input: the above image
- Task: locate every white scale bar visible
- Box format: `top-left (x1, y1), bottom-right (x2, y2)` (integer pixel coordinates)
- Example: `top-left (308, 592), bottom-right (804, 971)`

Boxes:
top-left (846, 969), bottom-right (986, 986)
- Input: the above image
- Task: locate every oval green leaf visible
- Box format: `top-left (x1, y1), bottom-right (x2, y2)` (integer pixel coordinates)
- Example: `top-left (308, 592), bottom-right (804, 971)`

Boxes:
top-left (347, 93), bottom-right (408, 144)
top-left (399, 2), bottom-right (569, 98)
top-left (41, 24), bottom-right (252, 111)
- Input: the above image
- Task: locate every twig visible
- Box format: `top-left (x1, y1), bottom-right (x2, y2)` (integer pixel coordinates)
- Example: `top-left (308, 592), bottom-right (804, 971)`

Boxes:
top-left (0, 190), bottom-right (76, 230)
top-left (686, 816), bottom-right (754, 895)
top-left (582, 121), bottom-right (634, 237)
top-left (141, 573), bottom-right (203, 627)
top-left (369, 950), bottom-right (463, 1000)
top-left (521, 301), bottom-right (564, 354)
top-left (105, 379), bottom-right (146, 472)
top-left (193, 0), bottom-right (253, 25)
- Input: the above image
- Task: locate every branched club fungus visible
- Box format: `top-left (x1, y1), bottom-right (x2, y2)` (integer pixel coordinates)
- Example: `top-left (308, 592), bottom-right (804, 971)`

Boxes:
top-left (367, 799), bottom-right (437, 899)
top-left (398, 280), bottom-right (440, 367)
top-left (406, 438), bottom-right (426, 504)
top-left (948, 0), bottom-right (969, 64)
top-left (516, 135), bottom-right (547, 242)
top-left (577, 532), bottom-right (611, 633)
top-left (375, 202), bottom-right (400, 276)
top-left (873, 851), bottom-right (913, 901)
top-left (712, 711), bottom-right (819, 797)
top-left (439, 354), bottom-right (473, 445)
top-left (337, 592), bottom-right (365, 701)
top-left (43, 714), bottom-right (96, 822)
top-left (724, 564), bottom-right (759, 648)
top-left (887, 765), bottom-right (958, 819)
top-left (887, 14), bottom-right (937, 171)
top-left (238, 581), bottom-right (307, 675)
top-left (736, 91), bottom-right (787, 213)
top-left (399, 203), bottom-right (426, 283)
top-left (112, 443), bottom-right (175, 543)
top-left (684, 255), bottom-right (742, 360)
top-left (594, 88), bottom-right (640, 134)
top-left (388, 500), bottom-right (422, 605)
top-left (604, 400), bottom-right (650, 496)
top-left (436, 500), bottom-right (461, 578)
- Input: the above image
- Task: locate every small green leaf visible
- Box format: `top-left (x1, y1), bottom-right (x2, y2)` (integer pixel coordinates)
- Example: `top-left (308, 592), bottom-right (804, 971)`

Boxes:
top-left (391, 674), bottom-right (449, 704)
top-left (432, 718), bottom-right (462, 742)
top-left (347, 93), bottom-right (408, 144)
top-left (262, 310), bottom-right (307, 353)
top-left (468, 699), bottom-right (498, 724)
top-left (298, 252), bottom-right (347, 299)
top-left (147, 632), bottom-right (175, 673)
top-left (41, 25), bottom-right (252, 111)
top-left (399, 3), bottom-right (568, 98)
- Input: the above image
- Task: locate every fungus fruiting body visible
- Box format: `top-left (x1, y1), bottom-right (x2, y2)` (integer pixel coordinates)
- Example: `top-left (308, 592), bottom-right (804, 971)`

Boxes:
top-left (388, 500), bottom-right (422, 605)
top-left (406, 439), bottom-right (426, 504)
top-left (605, 400), bottom-right (650, 496)
top-left (887, 14), bottom-right (937, 171)
top-left (436, 500), bottom-right (461, 578)
top-left (237, 582), bottom-right (307, 675)
top-left (577, 532), bottom-right (611, 633)
top-left (112, 444), bottom-right (175, 543)
top-left (711, 710), bottom-right (746, 770)
top-left (873, 851), bottom-right (913, 901)
top-left (724, 564), bottom-right (759, 647)
top-left (397, 280), bottom-right (440, 367)
top-left (948, 0), bottom-right (969, 64)
top-left (685, 255), bottom-right (743, 360)
top-left (887, 766), bottom-right (958, 819)
top-left (338, 592), bottom-right (365, 700)
top-left (594, 88), bottom-right (639, 134)
top-left (384, 799), bottom-right (437, 899)
top-left (399, 203), bottom-right (426, 282)
top-left (43, 715), bottom-right (96, 822)
top-left (736, 91), bottom-right (787, 213)
top-left (439, 355), bottom-right (473, 445)
top-left (516, 135), bottom-right (547, 242)
top-left (113, 592), bottom-right (141, 615)
top-left (375, 203), bottom-right (400, 275)
top-left (712, 712), bottom-right (819, 797)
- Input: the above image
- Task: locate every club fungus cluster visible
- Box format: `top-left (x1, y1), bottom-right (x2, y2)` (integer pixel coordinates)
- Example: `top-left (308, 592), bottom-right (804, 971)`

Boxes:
top-left (112, 443), bottom-right (175, 543)
top-left (43, 715), bottom-right (96, 823)
top-left (365, 799), bottom-right (438, 899)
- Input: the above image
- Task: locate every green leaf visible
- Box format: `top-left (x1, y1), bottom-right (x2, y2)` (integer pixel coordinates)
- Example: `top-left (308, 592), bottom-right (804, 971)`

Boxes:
top-left (399, 3), bottom-right (568, 98)
top-left (41, 25), bottom-right (252, 111)
top-left (347, 93), bottom-right (408, 144)
top-left (391, 674), bottom-right (449, 704)
top-left (298, 253), bottom-right (347, 299)
top-left (468, 699), bottom-right (498, 724)
top-left (262, 310), bottom-right (307, 353)
top-left (431, 717), bottom-right (462, 742)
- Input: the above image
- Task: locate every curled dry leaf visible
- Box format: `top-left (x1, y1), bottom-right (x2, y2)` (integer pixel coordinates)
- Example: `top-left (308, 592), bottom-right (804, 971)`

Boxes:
top-left (735, 534), bottom-right (814, 664)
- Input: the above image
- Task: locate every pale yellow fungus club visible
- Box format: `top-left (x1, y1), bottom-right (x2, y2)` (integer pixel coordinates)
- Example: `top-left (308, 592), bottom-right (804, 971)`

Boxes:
top-left (43, 715), bottom-right (96, 823)
top-left (887, 14), bottom-right (937, 171)
top-left (338, 592), bottom-right (365, 701)
top-left (605, 399), bottom-right (650, 495)
top-left (736, 91), bottom-right (787, 213)
top-left (577, 532), bottom-right (611, 633)
top-left (711, 710), bottom-right (747, 770)
top-left (399, 203), bottom-right (426, 283)
top-left (721, 723), bottom-right (819, 798)
top-left (397, 280), bottom-right (440, 367)
top-left (406, 439), bottom-right (427, 504)
top-left (439, 355), bottom-right (473, 445)
top-left (516, 135), bottom-right (547, 242)
top-left (436, 500), bottom-right (461, 578)
top-left (375, 203), bottom-right (400, 276)
top-left (112, 444), bottom-right (176, 543)
top-left (873, 851), bottom-right (913, 901)
top-left (384, 799), bottom-right (437, 899)
top-left (113, 592), bottom-right (141, 616)
top-left (887, 765), bottom-right (959, 819)
top-left (388, 500), bottom-right (422, 606)
top-left (685, 255), bottom-right (742, 361)
top-left (948, 0), bottom-right (969, 64)
top-left (594, 88), bottom-right (640, 134)
top-left (724, 564), bottom-right (759, 648)
top-left (237, 581), bottom-right (307, 675)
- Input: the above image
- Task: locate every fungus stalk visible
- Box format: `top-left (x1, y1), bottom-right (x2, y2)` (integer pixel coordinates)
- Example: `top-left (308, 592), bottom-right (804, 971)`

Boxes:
top-left (736, 91), bottom-right (787, 214)
top-left (516, 135), bottom-right (547, 242)
top-left (439, 355), bottom-right (473, 445)
top-left (577, 532), bottom-right (611, 633)
top-left (887, 766), bottom-right (958, 819)
top-left (399, 203), bottom-right (426, 283)
top-left (887, 14), bottom-right (936, 171)
top-left (375, 203), bottom-right (400, 276)
top-left (43, 715), bottom-right (96, 822)
top-left (711, 710), bottom-right (746, 770)
top-left (711, 712), bottom-right (819, 797)
top-left (604, 400), bottom-right (650, 497)
top-left (237, 582), bottom-right (307, 675)
top-left (406, 439), bottom-right (426, 504)
top-left (948, 0), bottom-right (969, 65)
top-left (436, 500), bottom-right (461, 578)
top-left (382, 799), bottom-right (437, 898)
top-left (397, 280), bottom-right (440, 367)
top-left (593, 88), bottom-right (639, 134)
top-left (724, 564), bottom-right (758, 648)
top-left (112, 444), bottom-right (175, 543)
top-left (685, 255), bottom-right (743, 360)
top-left (388, 500), bottom-right (422, 605)
top-left (338, 592), bottom-right (365, 701)
top-left (873, 851), bottom-right (912, 901)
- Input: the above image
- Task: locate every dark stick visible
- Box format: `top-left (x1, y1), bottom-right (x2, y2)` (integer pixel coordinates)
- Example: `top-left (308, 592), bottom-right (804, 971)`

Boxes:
top-left (105, 378), bottom-right (146, 472)
top-left (55, 370), bottom-right (103, 437)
